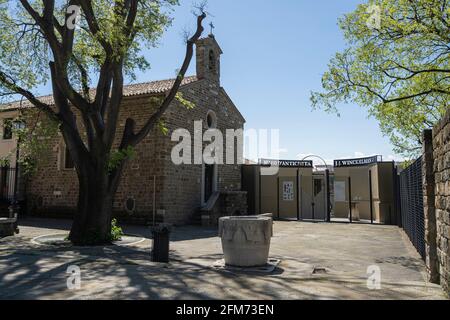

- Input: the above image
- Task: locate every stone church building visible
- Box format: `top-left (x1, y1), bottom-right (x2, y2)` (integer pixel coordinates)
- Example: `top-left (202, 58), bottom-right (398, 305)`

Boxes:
top-left (0, 35), bottom-right (247, 225)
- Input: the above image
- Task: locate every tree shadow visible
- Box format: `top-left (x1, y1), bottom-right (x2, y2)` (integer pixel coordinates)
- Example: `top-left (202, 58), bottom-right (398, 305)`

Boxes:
top-left (18, 218), bottom-right (73, 232)
top-left (374, 256), bottom-right (424, 273)
top-left (123, 225), bottom-right (218, 242)
top-left (1, 238), bottom-right (441, 300)
top-left (0, 223), bottom-right (444, 300)
top-left (18, 218), bottom-right (219, 243)
top-left (0, 237), bottom-right (328, 300)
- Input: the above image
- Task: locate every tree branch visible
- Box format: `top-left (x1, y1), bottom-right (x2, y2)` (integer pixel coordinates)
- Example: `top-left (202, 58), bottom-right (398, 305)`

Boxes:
top-left (104, 62), bottom-right (124, 149)
top-left (76, 0), bottom-right (113, 55)
top-left (0, 70), bottom-right (60, 122)
top-left (19, 0), bottom-right (62, 56)
top-left (122, 12), bottom-right (207, 148)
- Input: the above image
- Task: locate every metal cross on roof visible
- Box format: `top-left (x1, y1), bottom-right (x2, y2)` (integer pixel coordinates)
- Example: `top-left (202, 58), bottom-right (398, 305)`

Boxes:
top-left (209, 22), bottom-right (215, 35)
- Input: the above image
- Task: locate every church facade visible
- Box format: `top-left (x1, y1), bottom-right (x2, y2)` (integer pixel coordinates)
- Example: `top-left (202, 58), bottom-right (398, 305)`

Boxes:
top-left (0, 36), bottom-right (247, 225)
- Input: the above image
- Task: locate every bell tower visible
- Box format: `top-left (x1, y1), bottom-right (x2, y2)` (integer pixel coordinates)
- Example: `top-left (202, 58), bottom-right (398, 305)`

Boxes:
top-left (196, 34), bottom-right (223, 83)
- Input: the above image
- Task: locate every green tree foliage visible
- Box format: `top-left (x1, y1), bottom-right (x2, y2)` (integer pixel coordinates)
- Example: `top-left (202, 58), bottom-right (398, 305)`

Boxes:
top-left (14, 113), bottom-right (60, 175)
top-left (0, 0), bottom-right (206, 245)
top-left (107, 145), bottom-right (135, 173)
top-left (0, 0), bottom-right (177, 98)
top-left (0, 112), bottom-right (59, 174)
top-left (311, 0), bottom-right (450, 158)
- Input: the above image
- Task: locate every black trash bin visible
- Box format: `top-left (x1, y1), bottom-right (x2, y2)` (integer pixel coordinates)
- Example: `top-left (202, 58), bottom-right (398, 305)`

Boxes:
top-left (151, 224), bottom-right (172, 263)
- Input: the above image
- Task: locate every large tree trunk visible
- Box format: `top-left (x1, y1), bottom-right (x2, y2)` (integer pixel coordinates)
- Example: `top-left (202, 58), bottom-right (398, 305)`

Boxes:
top-left (68, 163), bottom-right (118, 246)
top-left (2, 4), bottom-right (207, 246)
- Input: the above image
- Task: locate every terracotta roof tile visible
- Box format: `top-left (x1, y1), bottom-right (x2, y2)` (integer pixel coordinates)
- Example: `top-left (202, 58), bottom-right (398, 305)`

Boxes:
top-left (0, 76), bottom-right (198, 111)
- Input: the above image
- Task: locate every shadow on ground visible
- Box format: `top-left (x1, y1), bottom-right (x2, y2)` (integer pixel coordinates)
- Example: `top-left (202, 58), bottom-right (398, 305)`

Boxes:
top-left (18, 218), bottom-right (218, 243)
top-left (0, 240), bottom-right (305, 300)
top-left (0, 219), bottom-right (446, 300)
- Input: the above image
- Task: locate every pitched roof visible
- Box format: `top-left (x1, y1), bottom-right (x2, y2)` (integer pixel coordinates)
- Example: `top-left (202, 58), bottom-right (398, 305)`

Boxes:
top-left (0, 75), bottom-right (199, 111)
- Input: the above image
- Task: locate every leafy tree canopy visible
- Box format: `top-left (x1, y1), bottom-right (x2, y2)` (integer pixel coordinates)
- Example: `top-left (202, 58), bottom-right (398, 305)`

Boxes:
top-left (0, 0), bottom-right (207, 245)
top-left (311, 0), bottom-right (450, 158)
top-left (0, 0), bottom-right (177, 101)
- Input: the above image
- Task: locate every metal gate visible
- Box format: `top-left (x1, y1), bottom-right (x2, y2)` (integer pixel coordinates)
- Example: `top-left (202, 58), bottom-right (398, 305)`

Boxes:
top-left (399, 157), bottom-right (425, 260)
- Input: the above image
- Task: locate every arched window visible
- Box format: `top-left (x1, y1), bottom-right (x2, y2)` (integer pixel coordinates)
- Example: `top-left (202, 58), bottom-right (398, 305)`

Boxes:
top-left (125, 197), bottom-right (136, 214)
top-left (208, 50), bottom-right (216, 73)
top-left (206, 110), bottom-right (217, 129)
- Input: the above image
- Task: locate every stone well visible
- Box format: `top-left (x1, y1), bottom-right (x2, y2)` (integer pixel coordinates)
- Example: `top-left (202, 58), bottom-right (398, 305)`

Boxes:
top-left (218, 216), bottom-right (273, 267)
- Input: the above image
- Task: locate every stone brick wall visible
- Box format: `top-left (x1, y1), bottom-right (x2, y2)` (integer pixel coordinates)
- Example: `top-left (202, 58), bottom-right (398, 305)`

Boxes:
top-left (159, 79), bottom-right (245, 225)
top-left (429, 112), bottom-right (450, 294)
top-left (222, 191), bottom-right (248, 217)
top-left (24, 96), bottom-right (167, 224)
top-left (24, 78), bottom-right (245, 226)
top-left (201, 191), bottom-right (248, 227)
top-left (1, 36), bottom-right (245, 226)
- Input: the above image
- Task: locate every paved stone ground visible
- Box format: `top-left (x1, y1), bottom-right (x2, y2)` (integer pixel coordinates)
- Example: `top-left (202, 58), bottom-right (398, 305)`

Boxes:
top-left (0, 218), bottom-right (446, 300)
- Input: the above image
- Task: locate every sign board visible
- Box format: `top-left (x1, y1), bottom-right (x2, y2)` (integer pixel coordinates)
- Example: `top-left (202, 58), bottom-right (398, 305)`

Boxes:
top-left (334, 156), bottom-right (379, 168)
top-left (259, 159), bottom-right (313, 168)
top-left (283, 181), bottom-right (295, 201)
top-left (334, 181), bottom-right (346, 202)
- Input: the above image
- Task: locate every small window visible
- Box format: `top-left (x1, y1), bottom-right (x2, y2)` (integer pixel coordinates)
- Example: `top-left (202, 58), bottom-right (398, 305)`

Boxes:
top-left (3, 118), bottom-right (13, 140)
top-left (64, 146), bottom-right (75, 169)
top-left (125, 197), bottom-right (136, 214)
top-left (209, 50), bottom-right (216, 73)
top-left (206, 110), bottom-right (217, 129)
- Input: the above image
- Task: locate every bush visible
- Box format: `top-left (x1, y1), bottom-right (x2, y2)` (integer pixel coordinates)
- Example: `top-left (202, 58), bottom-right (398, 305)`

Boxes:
top-left (109, 218), bottom-right (124, 242)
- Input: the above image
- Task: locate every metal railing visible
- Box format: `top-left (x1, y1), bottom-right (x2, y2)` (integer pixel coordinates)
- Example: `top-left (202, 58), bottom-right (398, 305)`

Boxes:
top-left (399, 157), bottom-right (425, 260)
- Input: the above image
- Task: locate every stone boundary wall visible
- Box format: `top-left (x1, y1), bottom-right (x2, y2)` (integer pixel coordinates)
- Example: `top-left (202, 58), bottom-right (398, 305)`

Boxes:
top-left (425, 111), bottom-right (450, 295)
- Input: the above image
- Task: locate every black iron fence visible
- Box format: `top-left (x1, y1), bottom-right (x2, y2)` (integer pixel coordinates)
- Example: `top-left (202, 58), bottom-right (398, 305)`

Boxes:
top-left (399, 157), bottom-right (426, 260)
top-left (0, 166), bottom-right (18, 203)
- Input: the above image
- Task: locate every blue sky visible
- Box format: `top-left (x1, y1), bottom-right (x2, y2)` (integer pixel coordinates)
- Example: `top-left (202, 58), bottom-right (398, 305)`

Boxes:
top-left (138, 0), bottom-right (400, 163)
top-left (36, 0), bottom-right (402, 164)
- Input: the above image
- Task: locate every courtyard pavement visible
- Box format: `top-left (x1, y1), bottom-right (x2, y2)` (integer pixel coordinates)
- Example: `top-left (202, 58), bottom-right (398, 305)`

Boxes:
top-left (0, 218), bottom-right (447, 300)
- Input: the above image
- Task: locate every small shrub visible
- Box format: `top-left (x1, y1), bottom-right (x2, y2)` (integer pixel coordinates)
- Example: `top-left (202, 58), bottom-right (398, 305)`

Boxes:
top-left (109, 219), bottom-right (124, 242)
